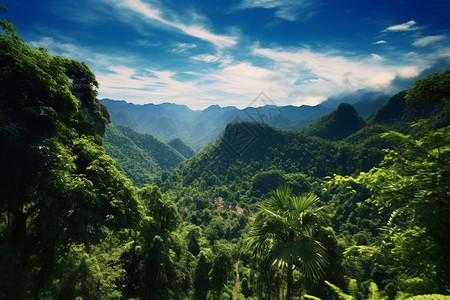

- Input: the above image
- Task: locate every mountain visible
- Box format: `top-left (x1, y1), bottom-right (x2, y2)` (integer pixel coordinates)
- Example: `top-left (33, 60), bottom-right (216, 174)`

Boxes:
top-left (302, 103), bottom-right (366, 141)
top-left (104, 90), bottom-right (446, 188)
top-left (322, 90), bottom-right (390, 116)
top-left (104, 124), bottom-right (186, 186)
top-left (168, 138), bottom-right (196, 159)
top-left (160, 87), bottom-right (449, 193)
top-left (100, 97), bottom-right (387, 150)
top-left (367, 90), bottom-right (447, 131)
top-left (164, 121), bottom-right (384, 192)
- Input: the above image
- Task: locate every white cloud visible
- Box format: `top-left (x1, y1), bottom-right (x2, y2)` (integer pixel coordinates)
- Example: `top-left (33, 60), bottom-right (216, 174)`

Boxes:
top-left (133, 39), bottom-right (161, 47)
top-left (191, 54), bottom-right (220, 63)
top-left (373, 40), bottom-right (387, 44)
top-left (238, 0), bottom-right (316, 21)
top-left (109, 0), bottom-right (237, 48)
top-left (29, 37), bottom-right (130, 68)
top-left (171, 43), bottom-right (197, 53)
top-left (191, 54), bottom-right (234, 67)
top-left (397, 66), bottom-right (420, 78)
top-left (413, 35), bottom-right (446, 47)
top-left (27, 35), bottom-right (431, 110)
top-left (383, 20), bottom-right (418, 32)
top-left (371, 53), bottom-right (383, 60)
top-left (252, 46), bottom-right (421, 97)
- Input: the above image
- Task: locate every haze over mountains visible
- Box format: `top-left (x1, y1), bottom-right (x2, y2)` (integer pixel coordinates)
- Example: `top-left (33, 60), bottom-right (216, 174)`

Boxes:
top-left (100, 91), bottom-right (389, 150)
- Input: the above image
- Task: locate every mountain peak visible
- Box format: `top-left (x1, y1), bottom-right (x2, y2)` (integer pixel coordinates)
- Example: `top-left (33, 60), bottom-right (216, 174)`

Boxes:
top-left (303, 103), bottom-right (366, 141)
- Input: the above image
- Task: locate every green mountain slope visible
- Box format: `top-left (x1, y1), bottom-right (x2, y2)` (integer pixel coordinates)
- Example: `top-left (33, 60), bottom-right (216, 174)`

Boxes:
top-left (104, 124), bottom-right (186, 186)
top-left (168, 138), bottom-right (196, 159)
top-left (104, 124), bottom-right (161, 185)
top-left (302, 103), bottom-right (366, 141)
top-left (161, 121), bottom-right (387, 198)
top-left (113, 125), bottom-right (185, 170)
top-left (367, 90), bottom-right (447, 131)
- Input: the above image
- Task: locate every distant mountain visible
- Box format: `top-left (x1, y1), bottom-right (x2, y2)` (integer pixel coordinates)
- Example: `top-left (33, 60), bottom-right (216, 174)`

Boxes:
top-left (302, 103), bottom-right (366, 141)
top-left (168, 138), bottom-right (196, 159)
top-left (322, 90), bottom-right (390, 116)
top-left (100, 96), bottom-right (388, 150)
top-left (104, 124), bottom-right (186, 186)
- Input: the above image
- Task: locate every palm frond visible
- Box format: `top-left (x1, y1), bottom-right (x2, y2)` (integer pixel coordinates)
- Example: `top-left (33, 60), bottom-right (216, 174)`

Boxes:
top-left (291, 237), bottom-right (327, 280)
top-left (269, 184), bottom-right (292, 209)
top-left (248, 185), bottom-right (329, 286)
top-left (291, 192), bottom-right (320, 213)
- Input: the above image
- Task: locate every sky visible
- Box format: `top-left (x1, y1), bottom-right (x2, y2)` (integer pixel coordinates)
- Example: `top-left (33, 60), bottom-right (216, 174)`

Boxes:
top-left (2, 0), bottom-right (450, 109)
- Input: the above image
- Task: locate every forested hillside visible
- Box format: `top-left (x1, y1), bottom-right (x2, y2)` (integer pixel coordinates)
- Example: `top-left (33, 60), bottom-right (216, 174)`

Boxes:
top-left (1, 14), bottom-right (449, 300)
top-left (104, 124), bottom-right (187, 186)
top-left (168, 138), bottom-right (197, 159)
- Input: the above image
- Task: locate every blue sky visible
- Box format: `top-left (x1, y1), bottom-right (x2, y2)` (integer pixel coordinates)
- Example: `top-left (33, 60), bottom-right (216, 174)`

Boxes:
top-left (3, 0), bottom-right (450, 109)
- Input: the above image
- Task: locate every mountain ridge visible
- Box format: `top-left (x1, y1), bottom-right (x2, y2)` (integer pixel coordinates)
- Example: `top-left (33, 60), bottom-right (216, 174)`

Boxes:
top-left (100, 94), bottom-right (389, 150)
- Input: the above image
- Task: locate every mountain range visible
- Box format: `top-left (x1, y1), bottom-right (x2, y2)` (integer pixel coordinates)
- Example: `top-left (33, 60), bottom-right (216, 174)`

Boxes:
top-left (100, 91), bottom-right (389, 150)
top-left (103, 90), bottom-right (447, 187)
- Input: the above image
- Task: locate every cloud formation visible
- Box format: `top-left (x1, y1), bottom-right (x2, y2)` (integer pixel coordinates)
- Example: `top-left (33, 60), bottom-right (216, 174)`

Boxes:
top-left (413, 35), bottom-right (446, 47)
top-left (171, 43), bottom-right (197, 53)
top-left (109, 0), bottom-right (237, 48)
top-left (252, 47), bottom-right (420, 97)
top-left (26, 1), bottom-right (450, 110)
top-left (383, 20), bottom-right (418, 32)
top-left (29, 34), bottom-right (431, 110)
top-left (238, 0), bottom-right (317, 21)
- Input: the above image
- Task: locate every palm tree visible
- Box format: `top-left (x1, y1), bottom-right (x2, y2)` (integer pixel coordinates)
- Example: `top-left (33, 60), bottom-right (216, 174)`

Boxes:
top-left (247, 185), bottom-right (328, 300)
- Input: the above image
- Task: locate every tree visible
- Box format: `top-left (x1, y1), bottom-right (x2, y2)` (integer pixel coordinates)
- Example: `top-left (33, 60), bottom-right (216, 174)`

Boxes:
top-left (0, 19), bottom-right (140, 299)
top-left (193, 253), bottom-right (210, 300)
top-left (353, 125), bottom-right (450, 293)
top-left (405, 71), bottom-right (450, 107)
top-left (209, 241), bottom-right (235, 300)
top-left (247, 185), bottom-right (328, 300)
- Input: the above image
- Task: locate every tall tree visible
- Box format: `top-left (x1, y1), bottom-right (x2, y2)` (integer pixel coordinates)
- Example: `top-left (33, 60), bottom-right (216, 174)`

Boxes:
top-left (247, 185), bottom-right (328, 300)
top-left (0, 19), bottom-right (140, 299)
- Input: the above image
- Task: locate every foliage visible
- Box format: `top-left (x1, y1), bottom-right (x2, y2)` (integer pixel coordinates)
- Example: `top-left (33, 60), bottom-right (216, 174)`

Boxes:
top-left (353, 125), bottom-right (450, 292)
top-left (247, 185), bottom-right (328, 299)
top-left (168, 137), bottom-right (196, 159)
top-left (104, 124), bottom-right (186, 186)
top-left (307, 280), bottom-right (450, 300)
top-left (405, 71), bottom-right (450, 107)
top-left (0, 20), bottom-right (139, 299)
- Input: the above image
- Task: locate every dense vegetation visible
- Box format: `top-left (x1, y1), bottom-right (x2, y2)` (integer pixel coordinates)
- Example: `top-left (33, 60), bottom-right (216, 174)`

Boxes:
top-left (104, 124), bottom-right (190, 186)
top-left (1, 12), bottom-right (449, 300)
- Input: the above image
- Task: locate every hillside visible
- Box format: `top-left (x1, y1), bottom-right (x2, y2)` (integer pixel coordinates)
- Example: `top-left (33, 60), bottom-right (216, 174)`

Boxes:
top-left (160, 120), bottom-right (390, 204)
top-left (105, 89), bottom-right (445, 188)
top-left (168, 138), bottom-right (196, 159)
top-left (367, 90), bottom-right (447, 130)
top-left (302, 103), bottom-right (366, 140)
top-left (104, 124), bottom-right (186, 186)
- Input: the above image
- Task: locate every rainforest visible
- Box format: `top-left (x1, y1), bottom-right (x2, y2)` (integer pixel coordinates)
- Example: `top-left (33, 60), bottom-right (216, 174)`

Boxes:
top-left (1, 10), bottom-right (450, 300)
